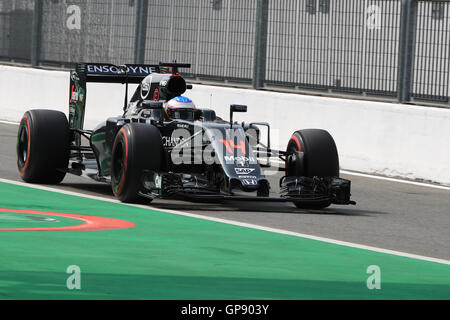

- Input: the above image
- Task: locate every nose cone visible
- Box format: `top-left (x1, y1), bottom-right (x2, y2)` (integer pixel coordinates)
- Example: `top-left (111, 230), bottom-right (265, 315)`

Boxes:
top-left (229, 178), bottom-right (270, 196)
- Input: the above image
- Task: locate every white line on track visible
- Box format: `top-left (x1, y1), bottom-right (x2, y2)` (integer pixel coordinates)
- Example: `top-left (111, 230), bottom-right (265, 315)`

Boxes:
top-left (0, 120), bottom-right (20, 126)
top-left (340, 170), bottom-right (450, 191)
top-left (0, 177), bottom-right (449, 266)
top-left (264, 160), bottom-right (450, 191)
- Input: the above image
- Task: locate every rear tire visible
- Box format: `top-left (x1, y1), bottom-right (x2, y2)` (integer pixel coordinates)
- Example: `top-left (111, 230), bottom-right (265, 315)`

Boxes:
top-left (286, 129), bottom-right (340, 209)
top-left (111, 123), bottom-right (163, 203)
top-left (17, 110), bottom-right (70, 184)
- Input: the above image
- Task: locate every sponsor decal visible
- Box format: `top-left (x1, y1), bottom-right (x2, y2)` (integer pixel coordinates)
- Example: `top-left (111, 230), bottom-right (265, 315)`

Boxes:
top-left (162, 136), bottom-right (185, 147)
top-left (141, 81), bottom-right (151, 99)
top-left (127, 66), bottom-right (157, 74)
top-left (235, 168), bottom-right (255, 175)
top-left (70, 72), bottom-right (80, 82)
top-left (236, 161), bottom-right (249, 168)
top-left (86, 65), bottom-right (156, 75)
top-left (71, 90), bottom-right (79, 102)
top-left (70, 86), bottom-right (84, 103)
top-left (70, 85), bottom-right (75, 103)
top-left (220, 139), bottom-right (247, 155)
top-left (238, 175), bottom-right (258, 180)
top-left (242, 179), bottom-right (258, 186)
top-left (225, 156), bottom-right (256, 163)
top-left (141, 109), bottom-right (152, 118)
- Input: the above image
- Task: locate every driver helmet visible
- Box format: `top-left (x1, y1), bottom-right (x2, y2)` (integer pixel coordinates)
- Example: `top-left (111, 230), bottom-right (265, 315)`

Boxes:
top-left (165, 96), bottom-right (196, 121)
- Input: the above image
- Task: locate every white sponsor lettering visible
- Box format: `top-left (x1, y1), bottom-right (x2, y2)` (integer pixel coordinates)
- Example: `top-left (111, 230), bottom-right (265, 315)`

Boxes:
top-left (128, 66), bottom-right (138, 73)
top-left (163, 136), bottom-right (185, 147)
top-left (225, 156), bottom-right (257, 163)
top-left (141, 81), bottom-right (150, 99)
top-left (242, 179), bottom-right (258, 186)
top-left (71, 90), bottom-right (79, 102)
top-left (238, 176), bottom-right (257, 180)
top-left (86, 65), bottom-right (155, 75)
top-left (235, 168), bottom-right (255, 175)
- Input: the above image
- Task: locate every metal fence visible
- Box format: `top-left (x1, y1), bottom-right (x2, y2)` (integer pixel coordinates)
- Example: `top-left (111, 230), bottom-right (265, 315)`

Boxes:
top-left (266, 0), bottom-right (402, 96)
top-left (412, 1), bottom-right (450, 101)
top-left (0, 0), bottom-right (449, 104)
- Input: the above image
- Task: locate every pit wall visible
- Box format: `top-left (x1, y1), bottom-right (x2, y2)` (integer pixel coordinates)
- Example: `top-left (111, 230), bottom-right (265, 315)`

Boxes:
top-left (1, 65), bottom-right (449, 185)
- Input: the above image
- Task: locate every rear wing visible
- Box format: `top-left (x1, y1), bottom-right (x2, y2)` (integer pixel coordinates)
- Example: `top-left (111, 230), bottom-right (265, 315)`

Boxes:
top-left (73, 62), bottom-right (191, 84)
top-left (75, 63), bottom-right (160, 84)
top-left (69, 62), bottom-right (190, 147)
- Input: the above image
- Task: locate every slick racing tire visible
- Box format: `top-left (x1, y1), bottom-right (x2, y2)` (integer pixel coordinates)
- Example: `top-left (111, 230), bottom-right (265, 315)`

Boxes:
top-left (111, 123), bottom-right (163, 203)
top-left (17, 110), bottom-right (70, 184)
top-left (286, 129), bottom-right (340, 209)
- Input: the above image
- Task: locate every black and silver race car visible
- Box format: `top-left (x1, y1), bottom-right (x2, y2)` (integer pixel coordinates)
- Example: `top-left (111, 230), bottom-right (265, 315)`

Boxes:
top-left (17, 62), bottom-right (355, 209)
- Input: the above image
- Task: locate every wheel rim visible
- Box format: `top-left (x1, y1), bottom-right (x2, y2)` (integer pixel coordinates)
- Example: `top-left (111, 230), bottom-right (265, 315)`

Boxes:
top-left (286, 137), bottom-right (301, 173)
top-left (17, 121), bottom-right (29, 171)
top-left (113, 141), bottom-right (125, 187)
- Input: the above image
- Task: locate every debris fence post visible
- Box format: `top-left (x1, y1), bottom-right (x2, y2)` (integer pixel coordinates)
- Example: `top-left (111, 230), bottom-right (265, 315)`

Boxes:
top-left (253, 0), bottom-right (269, 89)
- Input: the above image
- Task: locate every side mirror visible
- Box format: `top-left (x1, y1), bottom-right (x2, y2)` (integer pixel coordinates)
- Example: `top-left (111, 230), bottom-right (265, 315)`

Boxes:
top-left (198, 109), bottom-right (217, 122)
top-left (230, 104), bottom-right (247, 128)
top-left (231, 104), bottom-right (247, 113)
top-left (142, 100), bottom-right (163, 110)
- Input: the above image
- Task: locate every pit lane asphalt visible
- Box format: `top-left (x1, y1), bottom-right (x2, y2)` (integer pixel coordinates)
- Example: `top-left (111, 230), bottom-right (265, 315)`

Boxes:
top-left (1, 122), bottom-right (449, 260)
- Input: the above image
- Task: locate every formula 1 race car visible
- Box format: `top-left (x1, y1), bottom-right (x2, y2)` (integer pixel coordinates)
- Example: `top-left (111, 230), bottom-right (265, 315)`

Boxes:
top-left (17, 62), bottom-right (355, 209)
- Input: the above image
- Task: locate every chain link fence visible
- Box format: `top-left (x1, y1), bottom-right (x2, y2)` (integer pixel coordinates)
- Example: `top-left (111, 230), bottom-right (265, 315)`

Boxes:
top-left (0, 0), bottom-right (449, 105)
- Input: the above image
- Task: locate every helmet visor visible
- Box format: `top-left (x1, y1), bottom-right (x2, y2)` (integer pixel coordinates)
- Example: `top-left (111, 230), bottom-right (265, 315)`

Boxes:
top-left (168, 108), bottom-right (195, 121)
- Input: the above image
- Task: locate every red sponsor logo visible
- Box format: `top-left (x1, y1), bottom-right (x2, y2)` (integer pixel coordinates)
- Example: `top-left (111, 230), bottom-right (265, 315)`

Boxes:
top-left (220, 139), bottom-right (247, 155)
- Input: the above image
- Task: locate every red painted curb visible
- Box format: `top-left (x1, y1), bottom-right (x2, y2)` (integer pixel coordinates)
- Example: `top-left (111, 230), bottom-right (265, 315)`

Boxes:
top-left (0, 208), bottom-right (136, 232)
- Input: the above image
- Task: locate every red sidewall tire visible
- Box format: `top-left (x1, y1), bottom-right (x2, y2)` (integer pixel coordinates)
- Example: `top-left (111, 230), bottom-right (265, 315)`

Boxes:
top-left (111, 123), bottom-right (163, 203)
top-left (17, 110), bottom-right (70, 184)
top-left (286, 129), bottom-right (340, 210)
top-left (18, 116), bottom-right (32, 178)
top-left (111, 128), bottom-right (129, 198)
top-left (287, 129), bottom-right (339, 178)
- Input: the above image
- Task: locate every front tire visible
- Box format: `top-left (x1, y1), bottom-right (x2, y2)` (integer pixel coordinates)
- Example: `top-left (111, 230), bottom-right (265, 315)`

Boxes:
top-left (286, 129), bottom-right (340, 209)
top-left (111, 123), bottom-right (163, 203)
top-left (17, 110), bottom-right (70, 184)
